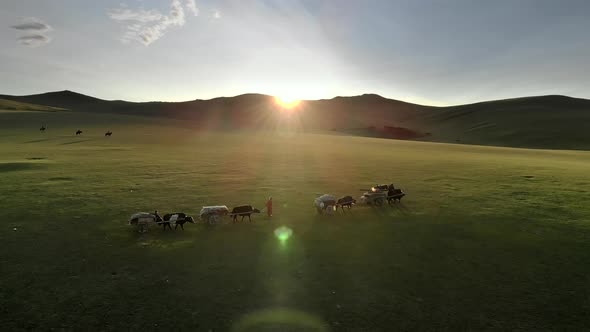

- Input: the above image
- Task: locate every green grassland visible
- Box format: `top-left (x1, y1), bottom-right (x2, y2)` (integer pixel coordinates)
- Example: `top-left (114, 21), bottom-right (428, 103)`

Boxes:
top-left (0, 98), bottom-right (66, 113)
top-left (1, 109), bottom-right (590, 331)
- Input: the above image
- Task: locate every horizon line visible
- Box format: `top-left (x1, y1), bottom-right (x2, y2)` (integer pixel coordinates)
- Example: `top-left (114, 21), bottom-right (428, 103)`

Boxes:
top-left (1, 89), bottom-right (587, 108)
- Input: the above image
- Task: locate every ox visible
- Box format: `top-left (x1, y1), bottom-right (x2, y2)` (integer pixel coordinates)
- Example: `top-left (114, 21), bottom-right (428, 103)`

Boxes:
top-left (160, 213), bottom-right (195, 230)
top-left (336, 195), bottom-right (356, 211)
top-left (230, 205), bottom-right (261, 223)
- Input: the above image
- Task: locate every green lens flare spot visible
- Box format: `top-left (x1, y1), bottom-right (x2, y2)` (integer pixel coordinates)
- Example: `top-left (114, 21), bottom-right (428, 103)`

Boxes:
top-left (274, 226), bottom-right (293, 243)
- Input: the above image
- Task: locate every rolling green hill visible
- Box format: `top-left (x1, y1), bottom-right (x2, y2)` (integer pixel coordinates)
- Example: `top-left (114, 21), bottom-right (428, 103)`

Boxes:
top-left (414, 95), bottom-right (590, 150)
top-left (1, 90), bottom-right (589, 150)
top-left (0, 98), bottom-right (67, 113)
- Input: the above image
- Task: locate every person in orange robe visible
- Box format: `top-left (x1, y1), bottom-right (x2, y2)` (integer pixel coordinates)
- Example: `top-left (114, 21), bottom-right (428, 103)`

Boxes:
top-left (266, 196), bottom-right (273, 217)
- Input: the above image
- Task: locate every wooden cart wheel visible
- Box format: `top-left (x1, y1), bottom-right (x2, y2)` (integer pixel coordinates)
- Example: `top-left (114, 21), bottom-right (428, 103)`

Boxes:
top-left (325, 205), bottom-right (334, 215)
top-left (208, 214), bottom-right (220, 225)
top-left (375, 198), bottom-right (384, 206)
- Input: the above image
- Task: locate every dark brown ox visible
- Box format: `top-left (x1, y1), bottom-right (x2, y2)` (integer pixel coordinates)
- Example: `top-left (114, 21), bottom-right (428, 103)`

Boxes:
top-left (336, 196), bottom-right (356, 211)
top-left (230, 205), bottom-right (261, 223)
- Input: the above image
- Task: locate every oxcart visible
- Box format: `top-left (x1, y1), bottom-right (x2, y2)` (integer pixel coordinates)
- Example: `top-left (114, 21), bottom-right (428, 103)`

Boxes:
top-left (360, 184), bottom-right (406, 206)
top-left (359, 191), bottom-right (388, 206)
top-left (129, 212), bottom-right (159, 233)
top-left (314, 194), bottom-right (337, 214)
top-left (199, 205), bottom-right (230, 225)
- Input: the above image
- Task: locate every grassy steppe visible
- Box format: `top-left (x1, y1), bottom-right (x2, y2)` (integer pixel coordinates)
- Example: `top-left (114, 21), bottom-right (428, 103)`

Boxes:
top-left (1, 111), bottom-right (590, 331)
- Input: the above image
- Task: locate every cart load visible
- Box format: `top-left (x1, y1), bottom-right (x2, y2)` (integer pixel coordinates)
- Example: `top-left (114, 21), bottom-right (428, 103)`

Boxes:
top-left (128, 212), bottom-right (161, 233)
top-left (199, 205), bottom-right (230, 224)
top-left (361, 183), bottom-right (406, 206)
top-left (371, 184), bottom-right (390, 192)
top-left (359, 191), bottom-right (388, 206)
top-left (129, 212), bottom-right (158, 225)
top-left (314, 194), bottom-right (337, 214)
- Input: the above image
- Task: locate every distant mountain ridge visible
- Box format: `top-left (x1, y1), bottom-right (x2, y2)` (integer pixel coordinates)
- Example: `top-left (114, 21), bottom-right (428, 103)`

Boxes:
top-left (1, 90), bottom-right (589, 150)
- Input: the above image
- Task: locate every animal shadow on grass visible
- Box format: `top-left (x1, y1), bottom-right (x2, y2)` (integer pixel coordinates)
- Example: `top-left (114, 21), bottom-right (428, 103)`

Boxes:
top-left (60, 139), bottom-right (95, 145)
top-left (336, 206), bottom-right (355, 215)
top-left (47, 176), bottom-right (74, 182)
top-left (391, 202), bottom-right (412, 216)
top-left (24, 138), bottom-right (59, 144)
top-left (0, 162), bottom-right (44, 172)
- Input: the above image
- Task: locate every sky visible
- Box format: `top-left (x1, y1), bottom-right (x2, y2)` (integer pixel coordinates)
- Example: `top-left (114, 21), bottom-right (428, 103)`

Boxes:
top-left (1, 0), bottom-right (589, 106)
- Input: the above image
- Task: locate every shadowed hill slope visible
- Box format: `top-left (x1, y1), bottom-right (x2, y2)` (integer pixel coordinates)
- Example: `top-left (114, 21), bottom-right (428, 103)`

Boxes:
top-left (414, 95), bottom-right (590, 149)
top-left (1, 91), bottom-right (589, 149)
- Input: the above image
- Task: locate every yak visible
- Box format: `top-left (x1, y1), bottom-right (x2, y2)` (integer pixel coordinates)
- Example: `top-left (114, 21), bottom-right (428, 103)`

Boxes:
top-left (387, 189), bottom-right (405, 204)
top-left (40, 125), bottom-right (46, 131)
top-left (336, 196), bottom-right (356, 211)
top-left (160, 213), bottom-right (195, 230)
top-left (105, 131), bottom-right (112, 136)
top-left (76, 130), bottom-right (83, 135)
top-left (230, 205), bottom-right (261, 223)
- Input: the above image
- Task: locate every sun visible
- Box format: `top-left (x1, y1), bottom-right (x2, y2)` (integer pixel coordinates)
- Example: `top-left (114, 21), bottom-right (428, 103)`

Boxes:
top-left (275, 96), bottom-right (301, 109)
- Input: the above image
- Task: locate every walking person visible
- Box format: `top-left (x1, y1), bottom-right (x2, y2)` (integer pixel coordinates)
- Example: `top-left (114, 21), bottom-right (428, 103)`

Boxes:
top-left (266, 196), bottom-right (273, 218)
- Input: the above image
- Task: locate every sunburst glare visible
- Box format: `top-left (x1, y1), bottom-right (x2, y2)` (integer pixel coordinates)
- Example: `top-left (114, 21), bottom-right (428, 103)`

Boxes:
top-left (275, 96), bottom-right (301, 109)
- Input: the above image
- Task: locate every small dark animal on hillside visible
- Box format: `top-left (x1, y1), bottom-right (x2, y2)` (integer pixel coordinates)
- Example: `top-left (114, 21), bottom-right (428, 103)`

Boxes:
top-left (230, 205), bottom-right (261, 223)
top-left (105, 131), bottom-right (112, 136)
top-left (40, 125), bottom-right (46, 131)
top-left (76, 130), bottom-right (83, 135)
top-left (160, 213), bottom-right (195, 230)
top-left (336, 196), bottom-right (356, 211)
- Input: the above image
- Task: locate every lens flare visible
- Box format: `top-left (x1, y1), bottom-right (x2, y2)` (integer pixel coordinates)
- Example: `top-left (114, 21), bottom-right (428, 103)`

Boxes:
top-left (274, 226), bottom-right (293, 243)
top-left (275, 96), bottom-right (301, 109)
top-left (232, 308), bottom-right (329, 332)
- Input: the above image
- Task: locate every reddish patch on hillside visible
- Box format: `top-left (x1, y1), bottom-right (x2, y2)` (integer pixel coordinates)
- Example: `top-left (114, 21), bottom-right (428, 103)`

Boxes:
top-left (369, 126), bottom-right (430, 140)
top-left (338, 126), bottom-right (431, 140)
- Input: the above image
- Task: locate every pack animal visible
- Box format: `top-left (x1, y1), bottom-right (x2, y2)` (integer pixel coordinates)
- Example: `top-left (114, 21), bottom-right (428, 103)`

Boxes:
top-left (160, 213), bottom-right (195, 230)
top-left (387, 189), bottom-right (405, 204)
top-left (387, 185), bottom-right (405, 204)
top-left (76, 130), bottom-right (83, 135)
top-left (230, 205), bottom-right (261, 223)
top-left (336, 196), bottom-right (356, 211)
top-left (105, 131), bottom-right (112, 136)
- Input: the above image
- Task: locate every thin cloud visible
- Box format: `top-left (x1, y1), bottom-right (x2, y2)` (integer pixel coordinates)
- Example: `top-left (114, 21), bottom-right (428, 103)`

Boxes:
top-left (109, 0), bottom-right (199, 46)
top-left (12, 17), bottom-right (53, 47)
top-left (186, 0), bottom-right (199, 16)
top-left (108, 8), bottom-right (163, 23)
top-left (11, 17), bottom-right (52, 32)
top-left (17, 34), bottom-right (51, 47)
top-left (212, 10), bottom-right (221, 19)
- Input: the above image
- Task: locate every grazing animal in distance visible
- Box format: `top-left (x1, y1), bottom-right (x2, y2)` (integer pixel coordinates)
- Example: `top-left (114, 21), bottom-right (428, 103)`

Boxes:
top-left (230, 205), bottom-right (261, 223)
top-left (76, 130), bottom-right (83, 135)
top-left (105, 131), bottom-right (112, 137)
top-left (336, 196), bottom-right (356, 211)
top-left (40, 125), bottom-right (46, 131)
top-left (161, 213), bottom-right (195, 230)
